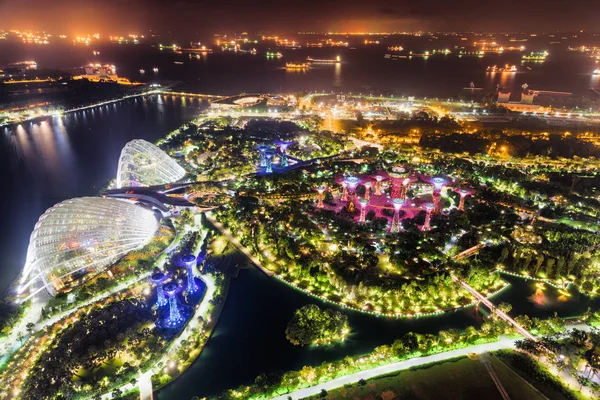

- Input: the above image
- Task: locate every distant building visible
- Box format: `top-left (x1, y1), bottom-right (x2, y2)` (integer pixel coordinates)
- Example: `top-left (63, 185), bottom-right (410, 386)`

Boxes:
top-left (497, 92), bottom-right (511, 103)
top-left (521, 93), bottom-right (536, 104)
top-left (84, 63), bottom-right (117, 78)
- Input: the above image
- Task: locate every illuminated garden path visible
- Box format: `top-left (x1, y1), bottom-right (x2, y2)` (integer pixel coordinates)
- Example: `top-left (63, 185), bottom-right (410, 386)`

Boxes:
top-left (205, 212), bottom-right (274, 277)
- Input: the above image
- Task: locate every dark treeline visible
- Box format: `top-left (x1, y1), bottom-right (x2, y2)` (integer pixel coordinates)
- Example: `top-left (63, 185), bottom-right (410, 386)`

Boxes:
top-left (420, 131), bottom-right (600, 158)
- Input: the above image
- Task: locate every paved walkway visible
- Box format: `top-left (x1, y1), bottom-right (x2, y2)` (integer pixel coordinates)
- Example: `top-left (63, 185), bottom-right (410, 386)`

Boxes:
top-left (205, 212), bottom-right (274, 277)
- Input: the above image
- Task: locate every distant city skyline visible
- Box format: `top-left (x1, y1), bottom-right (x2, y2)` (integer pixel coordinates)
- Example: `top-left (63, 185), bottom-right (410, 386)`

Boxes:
top-left (1, 0), bottom-right (600, 37)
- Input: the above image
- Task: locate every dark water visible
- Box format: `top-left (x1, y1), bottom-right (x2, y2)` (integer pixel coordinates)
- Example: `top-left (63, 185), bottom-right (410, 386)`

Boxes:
top-left (0, 95), bottom-right (206, 293)
top-left (157, 268), bottom-right (600, 399)
top-left (1, 42), bottom-right (599, 97)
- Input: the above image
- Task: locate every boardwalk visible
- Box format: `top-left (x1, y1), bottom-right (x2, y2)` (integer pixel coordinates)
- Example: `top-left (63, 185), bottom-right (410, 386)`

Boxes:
top-left (451, 274), bottom-right (537, 341)
top-left (450, 243), bottom-right (537, 342)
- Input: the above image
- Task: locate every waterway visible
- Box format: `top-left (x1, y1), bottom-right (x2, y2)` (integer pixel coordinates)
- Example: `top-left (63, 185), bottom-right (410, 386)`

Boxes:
top-left (158, 266), bottom-right (600, 399)
top-left (0, 94), bottom-right (207, 293)
top-left (1, 41), bottom-right (599, 99)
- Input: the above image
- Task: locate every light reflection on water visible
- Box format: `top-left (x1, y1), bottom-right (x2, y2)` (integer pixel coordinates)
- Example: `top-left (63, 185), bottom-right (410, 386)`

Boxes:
top-left (0, 95), bottom-right (206, 294)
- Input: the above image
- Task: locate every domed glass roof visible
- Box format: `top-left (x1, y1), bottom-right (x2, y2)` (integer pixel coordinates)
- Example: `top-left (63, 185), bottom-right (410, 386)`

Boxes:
top-left (116, 139), bottom-right (186, 188)
top-left (19, 197), bottom-right (158, 298)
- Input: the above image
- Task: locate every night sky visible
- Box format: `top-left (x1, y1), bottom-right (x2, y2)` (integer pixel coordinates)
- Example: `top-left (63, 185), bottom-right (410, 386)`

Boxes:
top-left (0, 0), bottom-right (599, 35)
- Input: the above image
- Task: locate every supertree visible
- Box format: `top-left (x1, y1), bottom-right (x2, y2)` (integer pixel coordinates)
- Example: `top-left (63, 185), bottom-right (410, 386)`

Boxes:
top-left (364, 182), bottom-right (372, 201)
top-left (400, 177), bottom-right (417, 201)
top-left (341, 181), bottom-right (349, 201)
top-left (316, 186), bottom-right (326, 208)
top-left (181, 254), bottom-right (198, 293)
top-left (430, 176), bottom-right (449, 212)
top-left (388, 166), bottom-right (409, 199)
top-left (390, 198), bottom-right (403, 233)
top-left (164, 282), bottom-right (184, 327)
top-left (374, 175), bottom-right (385, 196)
top-left (274, 141), bottom-right (294, 167)
top-left (264, 149), bottom-right (275, 173)
top-left (255, 144), bottom-right (270, 167)
top-left (455, 188), bottom-right (474, 211)
top-left (151, 271), bottom-right (168, 307)
top-left (359, 198), bottom-right (369, 223)
top-left (343, 176), bottom-right (361, 197)
top-left (423, 203), bottom-right (435, 231)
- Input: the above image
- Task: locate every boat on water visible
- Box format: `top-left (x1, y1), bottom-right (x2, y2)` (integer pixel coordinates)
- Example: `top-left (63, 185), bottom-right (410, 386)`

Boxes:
top-left (522, 51), bottom-right (548, 61)
top-left (487, 64), bottom-right (517, 73)
top-left (286, 62), bottom-right (309, 70)
top-left (139, 69), bottom-right (145, 74)
top-left (384, 54), bottom-right (408, 59)
top-left (306, 55), bottom-right (341, 64)
top-left (593, 68), bottom-right (600, 75)
top-left (174, 61), bottom-right (184, 65)
top-left (266, 52), bottom-right (282, 58)
top-left (9, 61), bottom-right (37, 70)
top-left (153, 67), bottom-right (159, 73)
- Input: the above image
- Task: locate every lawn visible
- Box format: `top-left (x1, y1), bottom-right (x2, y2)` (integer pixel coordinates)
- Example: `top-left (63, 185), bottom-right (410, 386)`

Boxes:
top-left (494, 351), bottom-right (584, 400)
top-left (488, 355), bottom-right (548, 400)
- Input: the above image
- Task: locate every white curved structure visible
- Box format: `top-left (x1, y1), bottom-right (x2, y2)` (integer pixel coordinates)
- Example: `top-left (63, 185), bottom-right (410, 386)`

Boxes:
top-left (19, 197), bottom-right (158, 299)
top-left (116, 139), bottom-right (186, 188)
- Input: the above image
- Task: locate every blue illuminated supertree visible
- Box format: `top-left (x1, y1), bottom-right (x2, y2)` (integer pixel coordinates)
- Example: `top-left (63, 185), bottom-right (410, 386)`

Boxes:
top-left (265, 149), bottom-right (275, 173)
top-left (274, 141), bottom-right (294, 167)
top-left (181, 254), bottom-right (198, 293)
top-left (164, 282), bottom-right (183, 327)
top-left (255, 145), bottom-right (270, 167)
top-left (151, 271), bottom-right (168, 307)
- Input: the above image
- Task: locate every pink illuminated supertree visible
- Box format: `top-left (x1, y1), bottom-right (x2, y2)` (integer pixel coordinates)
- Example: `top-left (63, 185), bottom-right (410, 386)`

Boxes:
top-left (341, 182), bottom-right (349, 201)
top-left (316, 186), bottom-right (326, 208)
top-left (390, 198), bottom-right (403, 233)
top-left (343, 176), bottom-right (361, 198)
top-left (388, 166), bottom-right (409, 199)
top-left (423, 203), bottom-right (435, 231)
top-left (359, 198), bottom-right (368, 223)
top-left (374, 175), bottom-right (385, 196)
top-left (429, 176), bottom-right (449, 212)
top-left (454, 188), bottom-right (474, 211)
top-left (364, 182), bottom-right (372, 201)
top-left (400, 177), bottom-right (417, 200)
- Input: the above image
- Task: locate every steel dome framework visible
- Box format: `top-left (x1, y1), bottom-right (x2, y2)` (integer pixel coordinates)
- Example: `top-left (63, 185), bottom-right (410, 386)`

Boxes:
top-left (116, 139), bottom-right (186, 188)
top-left (19, 197), bottom-right (159, 299)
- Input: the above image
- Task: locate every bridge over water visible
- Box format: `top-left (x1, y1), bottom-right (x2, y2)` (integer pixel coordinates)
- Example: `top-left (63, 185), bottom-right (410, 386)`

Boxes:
top-left (451, 244), bottom-right (538, 342)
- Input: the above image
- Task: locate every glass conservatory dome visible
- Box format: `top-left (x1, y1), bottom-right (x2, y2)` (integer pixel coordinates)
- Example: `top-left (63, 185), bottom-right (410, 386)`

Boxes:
top-left (19, 197), bottom-right (158, 298)
top-left (116, 139), bottom-right (186, 188)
